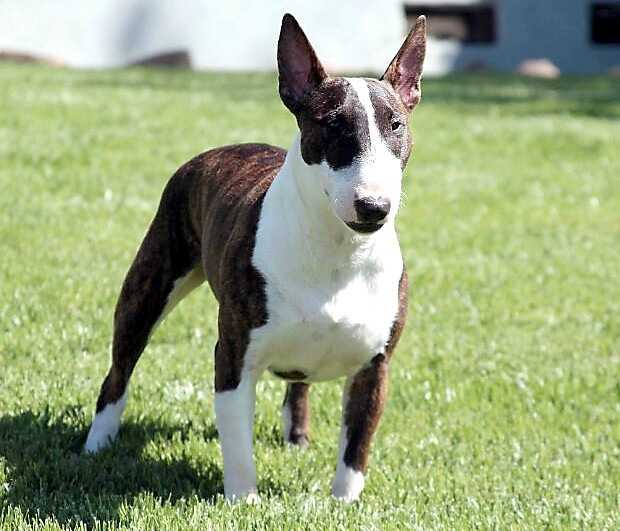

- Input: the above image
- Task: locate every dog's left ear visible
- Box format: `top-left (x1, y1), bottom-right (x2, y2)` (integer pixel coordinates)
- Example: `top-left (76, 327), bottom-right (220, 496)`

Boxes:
top-left (382, 16), bottom-right (427, 112)
top-left (278, 13), bottom-right (327, 113)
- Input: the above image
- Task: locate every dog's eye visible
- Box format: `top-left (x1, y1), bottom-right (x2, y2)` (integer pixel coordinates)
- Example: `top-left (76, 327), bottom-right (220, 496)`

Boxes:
top-left (322, 117), bottom-right (355, 139)
top-left (324, 116), bottom-right (344, 131)
top-left (391, 120), bottom-right (403, 132)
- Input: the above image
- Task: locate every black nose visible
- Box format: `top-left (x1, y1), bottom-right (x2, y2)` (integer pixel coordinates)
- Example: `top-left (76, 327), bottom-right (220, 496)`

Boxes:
top-left (354, 197), bottom-right (391, 223)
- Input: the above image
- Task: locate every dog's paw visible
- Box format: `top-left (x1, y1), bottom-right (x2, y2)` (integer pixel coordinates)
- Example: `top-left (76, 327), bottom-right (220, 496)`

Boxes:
top-left (331, 467), bottom-right (365, 503)
top-left (83, 431), bottom-right (115, 454)
top-left (285, 432), bottom-right (310, 450)
top-left (225, 490), bottom-right (261, 505)
top-left (245, 492), bottom-right (261, 505)
top-left (223, 479), bottom-right (260, 505)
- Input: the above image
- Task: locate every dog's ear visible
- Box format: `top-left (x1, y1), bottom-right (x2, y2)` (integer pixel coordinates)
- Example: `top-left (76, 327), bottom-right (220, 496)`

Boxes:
top-left (278, 13), bottom-right (327, 113)
top-left (382, 16), bottom-right (427, 112)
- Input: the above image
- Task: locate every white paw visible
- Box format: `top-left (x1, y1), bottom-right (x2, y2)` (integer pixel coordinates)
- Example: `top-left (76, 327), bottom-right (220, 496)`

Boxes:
top-left (225, 489), bottom-right (260, 504)
top-left (332, 466), bottom-right (365, 503)
top-left (83, 430), bottom-right (114, 454)
top-left (83, 392), bottom-right (127, 454)
top-left (245, 492), bottom-right (261, 505)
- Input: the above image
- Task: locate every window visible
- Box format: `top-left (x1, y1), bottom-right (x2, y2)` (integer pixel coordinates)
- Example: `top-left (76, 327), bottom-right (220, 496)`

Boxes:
top-left (591, 3), bottom-right (620, 43)
top-left (404, 3), bottom-right (496, 43)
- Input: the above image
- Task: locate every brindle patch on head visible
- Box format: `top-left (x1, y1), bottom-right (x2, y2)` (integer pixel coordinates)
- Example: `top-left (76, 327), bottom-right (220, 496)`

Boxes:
top-left (295, 78), bottom-right (370, 170)
top-left (365, 79), bottom-right (413, 169)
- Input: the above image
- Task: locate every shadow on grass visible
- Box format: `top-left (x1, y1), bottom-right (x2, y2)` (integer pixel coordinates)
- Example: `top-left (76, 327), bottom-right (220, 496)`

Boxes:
top-left (0, 408), bottom-right (223, 526)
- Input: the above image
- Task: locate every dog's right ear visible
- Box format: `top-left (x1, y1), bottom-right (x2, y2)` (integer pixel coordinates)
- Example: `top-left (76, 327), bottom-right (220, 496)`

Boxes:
top-left (277, 14), bottom-right (327, 113)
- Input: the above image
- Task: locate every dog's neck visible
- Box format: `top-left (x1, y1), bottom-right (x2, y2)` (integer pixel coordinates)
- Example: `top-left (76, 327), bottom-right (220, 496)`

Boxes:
top-left (257, 134), bottom-right (398, 281)
top-left (288, 136), bottom-right (352, 245)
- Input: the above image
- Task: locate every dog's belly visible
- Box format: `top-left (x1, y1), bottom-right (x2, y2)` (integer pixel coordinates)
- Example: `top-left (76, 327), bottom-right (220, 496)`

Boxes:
top-left (252, 319), bottom-right (385, 381)
top-left (246, 277), bottom-right (400, 382)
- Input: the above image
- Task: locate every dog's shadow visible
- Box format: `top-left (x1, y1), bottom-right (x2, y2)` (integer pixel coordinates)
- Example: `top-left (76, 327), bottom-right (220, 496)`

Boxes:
top-left (0, 407), bottom-right (231, 526)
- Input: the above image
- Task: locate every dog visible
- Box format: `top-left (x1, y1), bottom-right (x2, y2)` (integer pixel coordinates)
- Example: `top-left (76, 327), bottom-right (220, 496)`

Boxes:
top-left (84, 13), bottom-right (426, 503)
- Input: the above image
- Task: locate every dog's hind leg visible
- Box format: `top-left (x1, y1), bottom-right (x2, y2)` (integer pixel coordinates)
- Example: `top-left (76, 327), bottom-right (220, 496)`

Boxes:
top-left (84, 211), bottom-right (203, 454)
top-left (282, 383), bottom-right (310, 448)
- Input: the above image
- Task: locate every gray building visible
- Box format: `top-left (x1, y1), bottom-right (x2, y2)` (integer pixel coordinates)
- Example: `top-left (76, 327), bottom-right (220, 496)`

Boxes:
top-left (0, 0), bottom-right (618, 75)
top-left (413, 0), bottom-right (620, 75)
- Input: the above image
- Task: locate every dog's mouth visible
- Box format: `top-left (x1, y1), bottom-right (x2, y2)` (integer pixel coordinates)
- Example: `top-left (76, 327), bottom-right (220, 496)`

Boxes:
top-left (345, 221), bottom-right (384, 234)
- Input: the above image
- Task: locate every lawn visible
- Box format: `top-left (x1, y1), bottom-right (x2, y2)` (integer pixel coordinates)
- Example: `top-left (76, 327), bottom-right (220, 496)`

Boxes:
top-left (0, 64), bottom-right (619, 529)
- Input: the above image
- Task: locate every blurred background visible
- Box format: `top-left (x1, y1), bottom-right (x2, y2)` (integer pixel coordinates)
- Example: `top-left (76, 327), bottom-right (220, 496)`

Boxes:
top-left (1, 0), bottom-right (619, 76)
top-left (1, 2), bottom-right (619, 529)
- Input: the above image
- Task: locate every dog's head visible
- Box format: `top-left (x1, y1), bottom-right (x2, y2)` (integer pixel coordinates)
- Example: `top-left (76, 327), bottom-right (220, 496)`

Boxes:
top-left (278, 14), bottom-right (426, 235)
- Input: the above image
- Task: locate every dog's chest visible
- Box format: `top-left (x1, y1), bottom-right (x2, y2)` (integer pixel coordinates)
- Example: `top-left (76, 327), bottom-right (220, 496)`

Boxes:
top-left (250, 232), bottom-right (402, 382)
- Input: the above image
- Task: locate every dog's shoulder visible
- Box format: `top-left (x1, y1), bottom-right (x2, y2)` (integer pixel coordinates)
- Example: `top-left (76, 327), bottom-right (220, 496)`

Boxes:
top-left (158, 143), bottom-right (285, 310)
top-left (176, 143), bottom-right (286, 197)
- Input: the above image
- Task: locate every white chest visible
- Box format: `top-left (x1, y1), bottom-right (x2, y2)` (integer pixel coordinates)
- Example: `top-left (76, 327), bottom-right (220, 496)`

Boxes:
top-left (247, 266), bottom-right (401, 381)
top-left (250, 198), bottom-right (403, 381)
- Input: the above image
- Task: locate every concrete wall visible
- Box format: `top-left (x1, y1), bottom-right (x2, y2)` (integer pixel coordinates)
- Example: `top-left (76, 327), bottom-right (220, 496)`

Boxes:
top-left (422, 0), bottom-right (620, 75)
top-left (0, 0), bottom-right (408, 73)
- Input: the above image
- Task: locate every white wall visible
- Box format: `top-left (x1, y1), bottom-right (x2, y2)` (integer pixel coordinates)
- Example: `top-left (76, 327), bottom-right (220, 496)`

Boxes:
top-left (3, 0), bottom-right (617, 75)
top-left (0, 0), bottom-right (408, 73)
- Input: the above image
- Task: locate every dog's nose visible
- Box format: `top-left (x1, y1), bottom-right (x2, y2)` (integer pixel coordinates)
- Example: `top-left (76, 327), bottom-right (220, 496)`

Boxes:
top-left (354, 197), bottom-right (391, 223)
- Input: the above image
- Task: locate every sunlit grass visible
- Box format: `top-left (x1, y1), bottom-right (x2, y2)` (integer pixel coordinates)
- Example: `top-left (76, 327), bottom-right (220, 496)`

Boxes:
top-left (0, 64), bottom-right (619, 529)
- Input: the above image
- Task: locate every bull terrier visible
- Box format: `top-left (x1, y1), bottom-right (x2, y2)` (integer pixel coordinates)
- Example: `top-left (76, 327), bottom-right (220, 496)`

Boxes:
top-left (84, 13), bottom-right (427, 503)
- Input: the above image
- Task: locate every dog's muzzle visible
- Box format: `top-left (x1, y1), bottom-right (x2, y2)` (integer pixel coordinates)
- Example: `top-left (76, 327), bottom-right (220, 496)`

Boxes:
top-left (346, 221), bottom-right (384, 233)
top-left (347, 196), bottom-right (390, 233)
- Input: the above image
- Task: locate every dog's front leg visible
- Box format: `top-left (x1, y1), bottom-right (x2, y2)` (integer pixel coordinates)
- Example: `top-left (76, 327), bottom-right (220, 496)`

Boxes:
top-left (214, 362), bottom-right (260, 502)
top-left (332, 354), bottom-right (389, 502)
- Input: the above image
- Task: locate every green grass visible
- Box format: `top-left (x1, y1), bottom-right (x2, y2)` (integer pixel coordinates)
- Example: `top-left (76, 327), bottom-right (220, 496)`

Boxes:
top-left (0, 64), bottom-right (619, 529)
